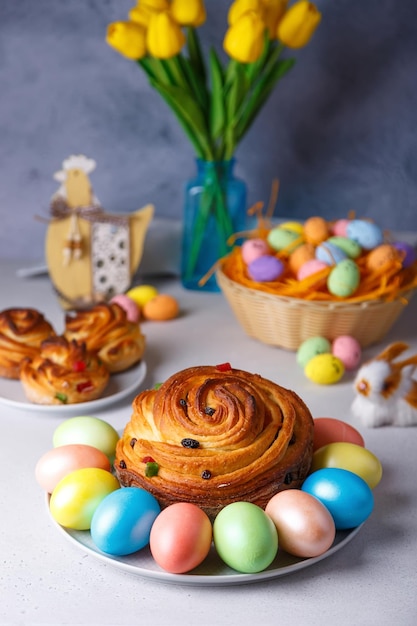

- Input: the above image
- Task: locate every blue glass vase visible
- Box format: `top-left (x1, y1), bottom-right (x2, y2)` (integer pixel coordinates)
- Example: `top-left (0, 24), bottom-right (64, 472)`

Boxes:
top-left (181, 159), bottom-right (248, 291)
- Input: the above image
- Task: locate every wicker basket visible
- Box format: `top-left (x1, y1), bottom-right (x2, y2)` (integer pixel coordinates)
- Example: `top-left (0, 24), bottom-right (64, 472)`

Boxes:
top-left (216, 267), bottom-right (415, 350)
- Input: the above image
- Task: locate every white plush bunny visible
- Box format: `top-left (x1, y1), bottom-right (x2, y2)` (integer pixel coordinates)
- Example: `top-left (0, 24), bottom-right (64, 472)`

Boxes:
top-left (351, 342), bottom-right (417, 427)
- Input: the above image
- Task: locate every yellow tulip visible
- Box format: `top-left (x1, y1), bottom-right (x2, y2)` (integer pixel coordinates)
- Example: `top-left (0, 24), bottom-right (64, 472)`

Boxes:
top-left (129, 0), bottom-right (169, 27)
top-left (227, 0), bottom-right (264, 26)
top-left (260, 0), bottom-right (288, 38)
top-left (106, 21), bottom-right (147, 60)
top-left (277, 0), bottom-right (321, 49)
top-left (171, 0), bottom-right (207, 27)
top-left (223, 10), bottom-right (266, 63)
top-left (146, 11), bottom-right (186, 59)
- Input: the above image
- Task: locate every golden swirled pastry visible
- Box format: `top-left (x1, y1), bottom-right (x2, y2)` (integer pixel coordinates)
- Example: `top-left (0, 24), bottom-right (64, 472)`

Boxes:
top-left (0, 308), bottom-right (56, 379)
top-left (115, 365), bottom-right (314, 518)
top-left (64, 302), bottom-right (145, 373)
top-left (20, 336), bottom-right (110, 405)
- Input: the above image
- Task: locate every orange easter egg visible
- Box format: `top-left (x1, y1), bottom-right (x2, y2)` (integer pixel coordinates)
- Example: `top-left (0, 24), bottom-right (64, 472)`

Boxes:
top-left (304, 217), bottom-right (330, 245)
top-left (142, 294), bottom-right (179, 321)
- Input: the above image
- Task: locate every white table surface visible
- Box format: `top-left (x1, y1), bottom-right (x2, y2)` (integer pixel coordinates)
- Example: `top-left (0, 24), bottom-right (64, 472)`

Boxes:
top-left (1, 259), bottom-right (417, 626)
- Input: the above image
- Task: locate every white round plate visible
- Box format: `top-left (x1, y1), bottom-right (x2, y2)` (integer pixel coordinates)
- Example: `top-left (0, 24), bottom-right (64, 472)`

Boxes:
top-left (0, 360), bottom-right (147, 414)
top-left (47, 498), bottom-right (362, 586)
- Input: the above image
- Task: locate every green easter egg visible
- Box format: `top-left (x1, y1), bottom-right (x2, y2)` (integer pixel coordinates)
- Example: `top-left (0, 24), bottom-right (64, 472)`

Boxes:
top-left (327, 236), bottom-right (362, 259)
top-left (327, 259), bottom-right (360, 297)
top-left (296, 336), bottom-right (332, 368)
top-left (267, 227), bottom-right (303, 254)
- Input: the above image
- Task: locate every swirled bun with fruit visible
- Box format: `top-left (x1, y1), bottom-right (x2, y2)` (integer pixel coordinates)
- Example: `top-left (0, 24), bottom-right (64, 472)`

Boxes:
top-left (19, 336), bottom-right (110, 405)
top-left (0, 308), bottom-right (56, 379)
top-left (64, 302), bottom-right (145, 373)
top-left (115, 364), bottom-right (314, 519)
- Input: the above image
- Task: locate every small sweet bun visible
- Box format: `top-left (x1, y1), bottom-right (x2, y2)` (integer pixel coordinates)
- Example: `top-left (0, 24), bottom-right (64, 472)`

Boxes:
top-left (115, 365), bottom-right (314, 519)
top-left (64, 302), bottom-right (145, 373)
top-left (0, 308), bottom-right (56, 379)
top-left (19, 336), bottom-right (110, 405)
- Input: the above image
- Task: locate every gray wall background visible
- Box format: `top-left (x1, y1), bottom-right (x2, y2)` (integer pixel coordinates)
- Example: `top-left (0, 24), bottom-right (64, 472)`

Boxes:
top-left (1, 0), bottom-right (416, 261)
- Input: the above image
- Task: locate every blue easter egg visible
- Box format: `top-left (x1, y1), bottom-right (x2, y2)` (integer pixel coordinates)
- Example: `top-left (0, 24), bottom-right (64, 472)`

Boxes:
top-left (346, 220), bottom-right (383, 250)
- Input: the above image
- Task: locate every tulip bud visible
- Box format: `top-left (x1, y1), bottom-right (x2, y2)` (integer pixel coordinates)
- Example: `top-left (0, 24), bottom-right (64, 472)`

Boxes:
top-left (171, 0), bottom-right (207, 27)
top-left (224, 10), bottom-right (265, 63)
top-left (228, 0), bottom-right (264, 26)
top-left (277, 0), bottom-right (321, 49)
top-left (146, 11), bottom-right (186, 59)
top-left (261, 0), bottom-right (288, 38)
top-left (106, 21), bottom-right (147, 60)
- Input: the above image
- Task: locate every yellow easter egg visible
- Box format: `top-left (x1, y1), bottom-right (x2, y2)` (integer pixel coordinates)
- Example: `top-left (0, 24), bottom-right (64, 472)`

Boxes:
top-left (126, 284), bottom-right (159, 308)
top-left (279, 221), bottom-right (304, 235)
top-left (305, 354), bottom-right (345, 385)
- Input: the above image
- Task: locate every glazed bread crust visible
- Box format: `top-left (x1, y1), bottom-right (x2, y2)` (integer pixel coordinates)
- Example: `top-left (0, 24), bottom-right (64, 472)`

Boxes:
top-left (115, 366), bottom-right (314, 518)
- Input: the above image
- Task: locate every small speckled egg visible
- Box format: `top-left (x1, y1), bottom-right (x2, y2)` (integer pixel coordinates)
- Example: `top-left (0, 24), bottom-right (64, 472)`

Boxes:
top-left (296, 336), bottom-right (332, 368)
top-left (315, 242), bottom-right (347, 265)
top-left (142, 294), bottom-right (179, 321)
top-left (304, 216), bottom-right (329, 245)
top-left (331, 219), bottom-right (350, 237)
top-left (327, 236), bottom-right (362, 259)
top-left (305, 353), bottom-right (345, 385)
top-left (279, 221), bottom-right (304, 235)
top-left (126, 284), bottom-right (159, 308)
top-left (327, 259), bottom-right (360, 297)
top-left (288, 243), bottom-right (316, 274)
top-left (365, 244), bottom-right (401, 272)
top-left (110, 294), bottom-right (140, 323)
top-left (346, 220), bottom-right (383, 250)
top-left (241, 238), bottom-right (270, 265)
top-left (248, 255), bottom-right (284, 282)
top-left (332, 335), bottom-right (362, 370)
top-left (297, 259), bottom-right (328, 281)
top-left (393, 241), bottom-right (416, 268)
top-left (267, 227), bottom-right (302, 254)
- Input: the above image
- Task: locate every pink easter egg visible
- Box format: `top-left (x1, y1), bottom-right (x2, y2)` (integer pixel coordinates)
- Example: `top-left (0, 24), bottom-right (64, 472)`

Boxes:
top-left (110, 294), bottom-right (140, 323)
top-left (297, 259), bottom-right (328, 281)
top-left (332, 219), bottom-right (350, 237)
top-left (332, 335), bottom-right (362, 370)
top-left (241, 238), bottom-right (270, 265)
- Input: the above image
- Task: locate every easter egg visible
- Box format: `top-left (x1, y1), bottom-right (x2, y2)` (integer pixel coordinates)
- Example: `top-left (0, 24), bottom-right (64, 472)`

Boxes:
top-left (126, 284), bottom-right (159, 308)
top-left (304, 216), bottom-right (329, 245)
top-left (393, 241), bottom-right (416, 268)
top-left (313, 417), bottom-right (365, 451)
top-left (297, 259), bottom-right (328, 281)
top-left (265, 490), bottom-right (335, 558)
top-left (142, 294), bottom-right (179, 321)
top-left (53, 416), bottom-right (120, 462)
top-left (327, 259), bottom-right (360, 297)
top-left (213, 502), bottom-right (278, 573)
top-left (311, 442), bottom-right (382, 489)
top-left (267, 227), bottom-right (302, 254)
top-left (315, 242), bottom-right (347, 265)
top-left (327, 236), bottom-right (362, 259)
top-left (91, 487), bottom-right (161, 556)
top-left (279, 221), bottom-right (304, 235)
top-left (150, 503), bottom-right (212, 573)
top-left (346, 220), bottom-right (383, 250)
top-left (288, 243), bottom-right (316, 274)
top-left (49, 467), bottom-right (120, 530)
top-left (305, 353), bottom-right (345, 385)
top-left (331, 219), bottom-right (350, 237)
top-left (296, 336), bottom-right (332, 368)
top-left (366, 244), bottom-right (401, 272)
top-left (241, 238), bottom-right (270, 265)
top-left (332, 335), bottom-right (362, 370)
top-left (302, 468), bottom-right (374, 529)
top-left (110, 294), bottom-right (140, 323)
top-left (248, 255), bottom-right (284, 282)
top-left (35, 444), bottom-right (111, 494)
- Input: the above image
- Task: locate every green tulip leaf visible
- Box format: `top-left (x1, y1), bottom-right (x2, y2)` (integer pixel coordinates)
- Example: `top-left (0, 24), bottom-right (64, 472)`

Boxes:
top-left (209, 48), bottom-right (226, 143)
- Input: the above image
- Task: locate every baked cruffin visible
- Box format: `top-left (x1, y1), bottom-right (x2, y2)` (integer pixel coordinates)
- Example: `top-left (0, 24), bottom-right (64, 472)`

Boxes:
top-left (115, 364), bottom-right (314, 519)
top-left (0, 308), bottom-right (56, 379)
top-left (64, 302), bottom-right (145, 373)
top-left (19, 336), bottom-right (110, 405)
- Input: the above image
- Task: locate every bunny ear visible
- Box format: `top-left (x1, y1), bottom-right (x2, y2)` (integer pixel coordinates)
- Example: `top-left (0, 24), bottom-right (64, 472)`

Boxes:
top-left (374, 342), bottom-right (410, 362)
top-left (394, 355), bottom-right (417, 371)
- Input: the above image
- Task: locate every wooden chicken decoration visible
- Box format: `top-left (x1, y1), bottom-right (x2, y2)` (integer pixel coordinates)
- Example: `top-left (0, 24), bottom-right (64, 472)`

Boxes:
top-left (45, 155), bottom-right (154, 310)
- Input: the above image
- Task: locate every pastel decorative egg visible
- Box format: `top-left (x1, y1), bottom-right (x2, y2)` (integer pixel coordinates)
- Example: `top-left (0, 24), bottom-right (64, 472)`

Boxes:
top-left (142, 294), bottom-right (179, 321)
top-left (288, 243), bottom-right (316, 274)
top-left (311, 441), bottom-right (383, 489)
top-left (331, 219), bottom-right (350, 237)
top-left (313, 417), bottom-right (365, 451)
top-left (327, 236), bottom-right (362, 259)
top-left (393, 241), bottom-right (416, 268)
top-left (297, 259), bottom-right (328, 281)
top-left (365, 244), bottom-right (401, 272)
top-left (267, 227), bottom-right (302, 254)
top-left (248, 255), bottom-right (284, 282)
top-left (304, 216), bottom-right (329, 245)
top-left (279, 221), bottom-right (304, 235)
top-left (302, 468), bottom-right (374, 529)
top-left (332, 335), bottom-right (362, 370)
top-left (241, 238), bottom-right (270, 265)
top-left (327, 259), bottom-right (360, 297)
top-left (296, 336), bottom-right (332, 368)
top-left (126, 284), bottom-right (159, 308)
top-left (315, 242), bottom-right (347, 265)
top-left (53, 416), bottom-right (120, 462)
top-left (305, 353), bottom-right (345, 385)
top-left (110, 294), bottom-right (140, 323)
top-left (346, 219), bottom-right (383, 250)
